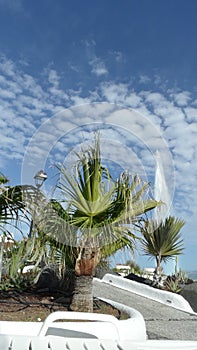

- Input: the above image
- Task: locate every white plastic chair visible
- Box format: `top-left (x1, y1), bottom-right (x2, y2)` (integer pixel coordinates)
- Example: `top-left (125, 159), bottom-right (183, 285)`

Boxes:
top-left (38, 310), bottom-right (120, 339)
top-left (48, 337), bottom-right (120, 350)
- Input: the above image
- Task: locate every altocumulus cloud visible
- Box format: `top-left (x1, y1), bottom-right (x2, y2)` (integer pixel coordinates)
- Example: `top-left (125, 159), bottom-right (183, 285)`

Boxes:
top-left (0, 56), bottom-right (196, 223)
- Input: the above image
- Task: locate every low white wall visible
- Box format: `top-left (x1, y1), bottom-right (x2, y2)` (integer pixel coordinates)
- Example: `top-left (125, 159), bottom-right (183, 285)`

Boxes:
top-left (99, 274), bottom-right (195, 313)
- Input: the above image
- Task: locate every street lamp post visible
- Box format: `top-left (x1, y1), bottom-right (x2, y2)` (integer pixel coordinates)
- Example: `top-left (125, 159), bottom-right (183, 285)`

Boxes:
top-left (34, 170), bottom-right (48, 189)
top-left (28, 170), bottom-right (47, 238)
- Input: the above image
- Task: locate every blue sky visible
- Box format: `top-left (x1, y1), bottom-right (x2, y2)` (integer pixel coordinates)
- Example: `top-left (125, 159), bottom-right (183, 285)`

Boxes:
top-left (0, 0), bottom-right (197, 273)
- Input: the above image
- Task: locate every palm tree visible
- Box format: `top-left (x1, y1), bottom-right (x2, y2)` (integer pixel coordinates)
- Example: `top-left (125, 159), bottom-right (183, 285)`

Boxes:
top-left (141, 216), bottom-right (185, 279)
top-left (0, 174), bottom-right (26, 235)
top-left (0, 173), bottom-right (46, 246)
top-left (38, 133), bottom-right (159, 311)
top-left (0, 172), bottom-right (9, 186)
top-left (0, 174), bottom-right (32, 280)
top-left (0, 176), bottom-right (39, 236)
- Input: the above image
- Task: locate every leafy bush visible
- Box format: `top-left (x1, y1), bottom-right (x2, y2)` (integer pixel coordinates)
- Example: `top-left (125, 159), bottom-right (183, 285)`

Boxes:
top-left (0, 237), bottom-right (44, 291)
top-left (0, 269), bottom-right (39, 292)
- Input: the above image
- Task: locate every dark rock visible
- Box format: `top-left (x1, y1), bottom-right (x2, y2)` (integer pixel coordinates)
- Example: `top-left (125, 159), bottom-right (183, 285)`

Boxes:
top-left (35, 264), bottom-right (60, 292)
top-left (59, 269), bottom-right (75, 293)
top-left (124, 273), bottom-right (153, 286)
top-left (54, 296), bottom-right (72, 305)
top-left (185, 278), bottom-right (194, 285)
top-left (180, 281), bottom-right (197, 312)
top-left (35, 264), bottom-right (75, 294)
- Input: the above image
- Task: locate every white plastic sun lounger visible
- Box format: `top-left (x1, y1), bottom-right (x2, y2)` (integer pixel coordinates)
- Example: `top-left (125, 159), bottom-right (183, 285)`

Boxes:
top-left (0, 308), bottom-right (196, 350)
top-left (0, 308), bottom-right (145, 349)
top-left (0, 335), bottom-right (197, 350)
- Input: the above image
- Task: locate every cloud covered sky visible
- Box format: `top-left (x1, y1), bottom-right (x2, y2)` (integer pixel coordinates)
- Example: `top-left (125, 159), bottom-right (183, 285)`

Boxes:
top-left (0, 0), bottom-right (197, 272)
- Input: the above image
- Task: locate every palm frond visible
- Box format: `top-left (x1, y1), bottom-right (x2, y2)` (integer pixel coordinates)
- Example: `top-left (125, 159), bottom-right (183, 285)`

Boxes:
top-left (0, 185), bottom-right (32, 234)
top-left (48, 132), bottom-right (159, 264)
top-left (141, 216), bottom-right (185, 261)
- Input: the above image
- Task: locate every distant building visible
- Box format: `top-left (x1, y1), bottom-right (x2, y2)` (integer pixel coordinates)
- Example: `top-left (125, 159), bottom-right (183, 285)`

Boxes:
top-left (115, 264), bottom-right (131, 276)
top-left (143, 267), bottom-right (155, 280)
top-left (0, 234), bottom-right (14, 249)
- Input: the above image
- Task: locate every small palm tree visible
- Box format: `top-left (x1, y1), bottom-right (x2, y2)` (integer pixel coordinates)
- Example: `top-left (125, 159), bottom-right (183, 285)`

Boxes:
top-left (0, 174), bottom-right (34, 281)
top-left (39, 133), bottom-right (159, 311)
top-left (0, 172), bottom-right (9, 186)
top-left (0, 175), bottom-right (27, 234)
top-left (141, 216), bottom-right (185, 278)
top-left (0, 180), bottom-right (39, 236)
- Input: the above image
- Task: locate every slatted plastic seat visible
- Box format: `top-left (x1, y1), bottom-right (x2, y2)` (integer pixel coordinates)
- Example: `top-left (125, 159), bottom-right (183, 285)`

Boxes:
top-left (0, 336), bottom-right (12, 350)
top-left (0, 311), bottom-right (123, 350)
top-left (48, 337), bottom-right (120, 350)
top-left (0, 335), bottom-right (197, 350)
top-left (0, 336), bottom-right (121, 350)
top-left (0, 335), bottom-right (49, 350)
top-left (0, 310), bottom-right (196, 350)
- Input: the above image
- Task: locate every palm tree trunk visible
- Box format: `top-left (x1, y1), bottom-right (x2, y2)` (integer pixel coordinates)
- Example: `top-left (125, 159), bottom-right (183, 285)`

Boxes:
top-left (70, 275), bottom-right (93, 312)
top-left (155, 255), bottom-right (162, 277)
top-left (152, 255), bottom-right (163, 287)
top-left (70, 246), bottom-right (100, 312)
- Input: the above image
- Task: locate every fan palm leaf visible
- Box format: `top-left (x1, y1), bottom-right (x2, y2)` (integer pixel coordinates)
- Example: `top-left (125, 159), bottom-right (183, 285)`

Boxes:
top-left (0, 185), bottom-right (29, 234)
top-left (49, 133), bottom-right (159, 255)
top-left (141, 216), bottom-right (185, 272)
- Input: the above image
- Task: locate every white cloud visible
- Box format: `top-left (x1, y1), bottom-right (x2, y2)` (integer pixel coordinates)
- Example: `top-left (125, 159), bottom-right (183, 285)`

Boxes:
top-left (112, 51), bottom-right (123, 63)
top-left (139, 75), bottom-right (151, 84)
top-left (125, 92), bottom-right (142, 108)
top-left (89, 57), bottom-right (108, 76)
top-left (0, 57), bottom-right (16, 77)
top-left (83, 39), bottom-right (108, 77)
top-left (67, 62), bottom-right (80, 73)
top-left (0, 57), bottom-right (196, 223)
top-left (192, 99), bottom-right (197, 107)
top-left (48, 69), bottom-right (60, 87)
top-left (184, 107), bottom-right (197, 123)
top-left (0, 87), bottom-right (15, 99)
top-left (100, 82), bottom-right (128, 104)
top-left (170, 91), bottom-right (191, 107)
top-left (0, 74), bottom-right (7, 84)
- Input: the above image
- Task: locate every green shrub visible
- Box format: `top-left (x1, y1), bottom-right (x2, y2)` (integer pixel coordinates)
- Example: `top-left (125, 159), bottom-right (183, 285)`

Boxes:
top-left (0, 268), bottom-right (39, 292)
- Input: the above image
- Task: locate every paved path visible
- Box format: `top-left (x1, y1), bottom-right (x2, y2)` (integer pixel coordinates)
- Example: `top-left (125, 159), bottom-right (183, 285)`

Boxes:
top-left (93, 279), bottom-right (197, 341)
